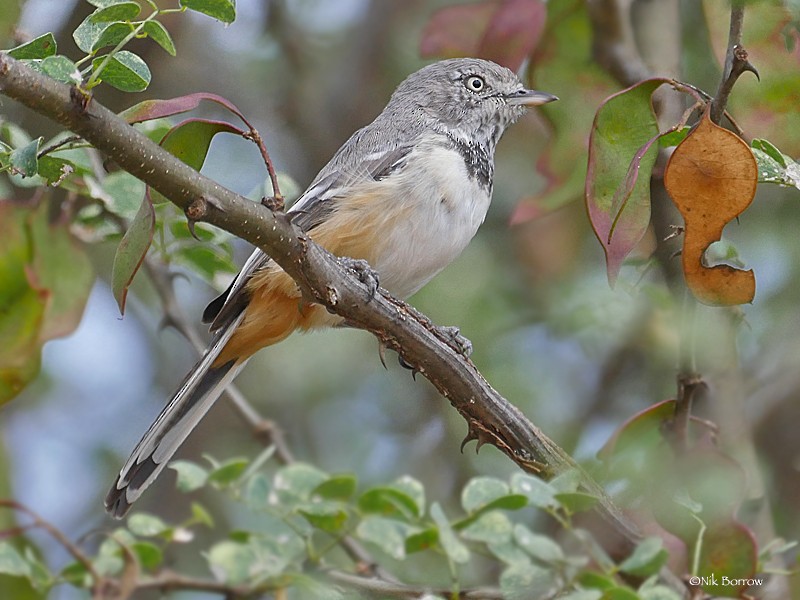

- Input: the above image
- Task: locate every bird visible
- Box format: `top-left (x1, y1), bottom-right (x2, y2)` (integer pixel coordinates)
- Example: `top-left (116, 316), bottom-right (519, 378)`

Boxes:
top-left (105, 58), bottom-right (557, 518)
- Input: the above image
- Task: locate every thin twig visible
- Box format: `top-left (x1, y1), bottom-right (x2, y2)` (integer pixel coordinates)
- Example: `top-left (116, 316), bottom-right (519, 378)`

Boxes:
top-left (0, 500), bottom-right (101, 584)
top-left (326, 569), bottom-right (503, 599)
top-left (710, 2), bottom-right (759, 124)
top-left (586, 0), bottom-right (653, 87)
top-left (137, 570), bottom-right (256, 596)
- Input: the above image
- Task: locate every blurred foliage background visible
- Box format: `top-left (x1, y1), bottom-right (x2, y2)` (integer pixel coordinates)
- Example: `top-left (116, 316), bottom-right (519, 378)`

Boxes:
top-left (1, 0), bottom-right (799, 598)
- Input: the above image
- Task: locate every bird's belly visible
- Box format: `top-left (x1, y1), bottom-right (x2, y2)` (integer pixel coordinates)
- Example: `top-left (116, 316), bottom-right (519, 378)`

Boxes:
top-left (308, 144), bottom-right (492, 300)
top-left (370, 146), bottom-right (491, 299)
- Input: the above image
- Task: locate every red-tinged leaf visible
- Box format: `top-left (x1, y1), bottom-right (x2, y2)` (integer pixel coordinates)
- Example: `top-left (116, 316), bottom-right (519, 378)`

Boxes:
top-left (112, 192), bottom-right (154, 314)
top-left (510, 0), bottom-right (617, 225)
top-left (0, 204), bottom-right (45, 405)
top-left (605, 133), bottom-right (664, 243)
top-left (598, 399), bottom-right (676, 461)
top-left (120, 92), bottom-right (252, 129)
top-left (150, 118), bottom-right (244, 204)
top-left (420, 1), bottom-right (497, 59)
top-left (586, 78), bottom-right (670, 286)
top-left (26, 205), bottom-right (94, 341)
top-left (0, 203), bottom-right (93, 403)
top-left (695, 521), bottom-right (758, 597)
top-left (678, 449), bottom-right (747, 521)
top-left (478, 0), bottom-right (546, 71)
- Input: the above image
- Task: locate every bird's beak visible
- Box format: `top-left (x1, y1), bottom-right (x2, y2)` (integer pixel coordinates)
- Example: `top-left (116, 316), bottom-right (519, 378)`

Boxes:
top-left (506, 89), bottom-right (559, 106)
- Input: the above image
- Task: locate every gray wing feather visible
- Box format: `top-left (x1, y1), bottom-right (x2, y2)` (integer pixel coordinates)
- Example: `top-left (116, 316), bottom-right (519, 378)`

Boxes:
top-left (205, 121), bottom-right (419, 332)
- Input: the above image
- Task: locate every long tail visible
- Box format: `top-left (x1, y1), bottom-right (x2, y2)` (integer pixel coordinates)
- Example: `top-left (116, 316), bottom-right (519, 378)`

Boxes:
top-left (105, 314), bottom-right (246, 519)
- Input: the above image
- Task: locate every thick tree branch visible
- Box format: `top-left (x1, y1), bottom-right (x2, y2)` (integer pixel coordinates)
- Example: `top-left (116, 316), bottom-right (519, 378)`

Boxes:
top-left (0, 53), bottom-right (638, 544)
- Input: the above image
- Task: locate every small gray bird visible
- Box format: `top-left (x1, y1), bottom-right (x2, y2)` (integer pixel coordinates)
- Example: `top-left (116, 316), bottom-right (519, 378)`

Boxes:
top-left (106, 58), bottom-right (557, 518)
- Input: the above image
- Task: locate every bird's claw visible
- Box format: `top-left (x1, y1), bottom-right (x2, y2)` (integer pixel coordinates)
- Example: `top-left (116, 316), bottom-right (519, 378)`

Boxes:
top-left (339, 257), bottom-right (380, 301)
top-left (436, 325), bottom-right (473, 358)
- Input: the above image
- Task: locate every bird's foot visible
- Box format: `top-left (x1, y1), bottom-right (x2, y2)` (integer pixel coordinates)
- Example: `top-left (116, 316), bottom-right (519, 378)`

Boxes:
top-left (339, 257), bottom-right (380, 301)
top-left (436, 325), bottom-right (473, 358)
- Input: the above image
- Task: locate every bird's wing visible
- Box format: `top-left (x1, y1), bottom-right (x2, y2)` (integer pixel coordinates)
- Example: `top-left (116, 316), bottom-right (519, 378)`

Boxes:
top-left (204, 132), bottom-right (416, 331)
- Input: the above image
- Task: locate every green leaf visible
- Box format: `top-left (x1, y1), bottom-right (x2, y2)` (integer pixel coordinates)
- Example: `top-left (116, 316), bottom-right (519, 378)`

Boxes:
top-left (131, 541), bottom-right (162, 570)
top-left (173, 245), bottom-right (237, 282)
top-left (557, 591), bottom-right (603, 600)
top-left (358, 487), bottom-right (420, 521)
top-left (313, 473), bottom-right (357, 501)
top-left (190, 502), bottom-right (215, 528)
top-left (92, 51), bottom-right (151, 92)
top-left (549, 469), bottom-right (581, 493)
top-left (695, 521), bottom-right (758, 597)
top-left (9, 138), bottom-right (41, 178)
top-left (73, 15), bottom-right (112, 53)
top-left (578, 571), bottom-right (617, 591)
top-left (487, 540), bottom-right (532, 566)
top-left (554, 492), bottom-right (599, 514)
top-left (20, 547), bottom-right (52, 592)
top-left (0, 214), bottom-right (44, 404)
top-left (111, 193), bottom-right (154, 314)
top-left (207, 457), bottom-right (249, 487)
top-left (169, 219), bottom-right (231, 244)
top-left (127, 513), bottom-right (169, 537)
top-left (207, 541), bottom-right (255, 585)
top-left (459, 510), bottom-right (513, 544)
top-left (0, 203), bottom-right (93, 404)
top-left (356, 516), bottom-right (416, 560)
top-left (618, 536), bottom-right (668, 577)
top-left (37, 156), bottom-right (75, 186)
top-left (298, 502), bottom-right (349, 533)
top-left (180, 0), bottom-right (237, 24)
top-left (510, 473), bottom-right (558, 509)
top-left (404, 527), bottom-right (438, 554)
top-left (7, 33), bottom-right (57, 59)
top-left (390, 475), bottom-right (425, 515)
top-left (27, 204), bottom-right (94, 341)
top-left (273, 463), bottom-right (328, 505)
top-left (89, 1), bottom-right (141, 22)
top-left (461, 476), bottom-right (511, 513)
top-left (143, 21), bottom-right (176, 55)
top-left (752, 138), bottom-right (787, 167)
top-left (101, 171), bottom-right (147, 220)
top-left (658, 127), bottom-right (690, 149)
top-left (514, 524), bottom-right (565, 564)
top-left (586, 78), bottom-right (667, 285)
top-left (500, 563), bottom-right (557, 600)
top-left (0, 542), bottom-right (31, 578)
top-left (430, 502), bottom-right (469, 564)
top-left (751, 139), bottom-right (800, 189)
top-left (41, 55), bottom-right (81, 85)
top-left (638, 577), bottom-right (684, 600)
top-left (60, 561), bottom-right (92, 587)
top-left (92, 22), bottom-right (134, 52)
top-left (244, 473), bottom-right (270, 509)
top-left (150, 119), bottom-right (242, 204)
top-left (169, 460), bottom-right (209, 492)
top-left (600, 587), bottom-right (641, 600)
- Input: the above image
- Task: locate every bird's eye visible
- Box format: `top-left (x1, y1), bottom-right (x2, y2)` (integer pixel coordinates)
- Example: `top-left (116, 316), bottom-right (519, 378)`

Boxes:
top-left (465, 75), bottom-right (485, 92)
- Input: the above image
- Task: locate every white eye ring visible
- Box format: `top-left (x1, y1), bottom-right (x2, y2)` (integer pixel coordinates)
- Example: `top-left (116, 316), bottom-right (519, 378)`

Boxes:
top-left (465, 75), bottom-right (485, 92)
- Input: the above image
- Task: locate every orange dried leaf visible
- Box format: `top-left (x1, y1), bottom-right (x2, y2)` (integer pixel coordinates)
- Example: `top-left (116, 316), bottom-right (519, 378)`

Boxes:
top-left (664, 109), bottom-right (757, 305)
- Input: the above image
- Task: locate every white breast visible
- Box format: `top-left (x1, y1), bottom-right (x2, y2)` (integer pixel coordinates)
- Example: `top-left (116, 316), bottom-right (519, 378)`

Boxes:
top-left (371, 139), bottom-right (492, 299)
